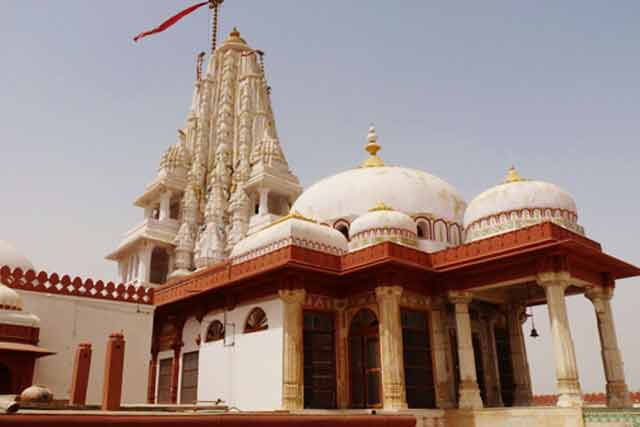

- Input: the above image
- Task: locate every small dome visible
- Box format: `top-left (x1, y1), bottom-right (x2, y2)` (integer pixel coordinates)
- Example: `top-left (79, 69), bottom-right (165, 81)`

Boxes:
top-left (0, 284), bottom-right (23, 311)
top-left (230, 212), bottom-right (348, 264)
top-left (159, 143), bottom-right (188, 173)
top-left (292, 127), bottom-right (466, 227)
top-left (464, 167), bottom-right (583, 242)
top-left (349, 204), bottom-right (418, 250)
top-left (0, 241), bottom-right (34, 271)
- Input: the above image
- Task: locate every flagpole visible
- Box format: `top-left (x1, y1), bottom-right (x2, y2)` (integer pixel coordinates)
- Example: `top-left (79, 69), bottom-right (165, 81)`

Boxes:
top-left (209, 0), bottom-right (224, 54)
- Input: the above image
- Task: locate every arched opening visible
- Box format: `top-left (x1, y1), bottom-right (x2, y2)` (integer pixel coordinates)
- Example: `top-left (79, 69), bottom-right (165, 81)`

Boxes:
top-left (206, 320), bottom-right (225, 343)
top-left (149, 247), bottom-right (169, 284)
top-left (244, 307), bottom-right (268, 333)
top-left (349, 309), bottom-right (381, 408)
top-left (417, 221), bottom-right (427, 239)
top-left (335, 222), bottom-right (350, 241)
top-left (0, 363), bottom-right (12, 394)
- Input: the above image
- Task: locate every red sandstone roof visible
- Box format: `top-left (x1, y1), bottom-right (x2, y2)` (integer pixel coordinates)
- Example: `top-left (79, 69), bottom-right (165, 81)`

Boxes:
top-left (0, 341), bottom-right (54, 356)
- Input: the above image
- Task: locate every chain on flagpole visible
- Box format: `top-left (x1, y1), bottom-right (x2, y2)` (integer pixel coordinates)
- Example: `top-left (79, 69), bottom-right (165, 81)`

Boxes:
top-left (209, 0), bottom-right (224, 54)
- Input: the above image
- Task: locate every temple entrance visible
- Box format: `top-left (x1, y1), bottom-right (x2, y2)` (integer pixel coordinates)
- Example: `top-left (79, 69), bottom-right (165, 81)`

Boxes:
top-left (150, 247), bottom-right (169, 284)
top-left (401, 310), bottom-right (435, 408)
top-left (349, 309), bottom-right (381, 408)
top-left (0, 363), bottom-right (11, 394)
top-left (303, 311), bottom-right (336, 409)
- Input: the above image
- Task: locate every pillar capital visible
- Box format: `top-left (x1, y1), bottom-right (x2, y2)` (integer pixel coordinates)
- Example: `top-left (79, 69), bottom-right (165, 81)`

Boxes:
top-left (536, 271), bottom-right (571, 289)
top-left (585, 286), bottom-right (614, 303)
top-left (375, 285), bottom-right (403, 301)
top-left (448, 290), bottom-right (473, 305)
top-left (278, 288), bottom-right (306, 305)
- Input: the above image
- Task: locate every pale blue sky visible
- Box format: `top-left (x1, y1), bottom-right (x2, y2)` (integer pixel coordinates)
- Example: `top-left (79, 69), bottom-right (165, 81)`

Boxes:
top-left (1, 1), bottom-right (639, 395)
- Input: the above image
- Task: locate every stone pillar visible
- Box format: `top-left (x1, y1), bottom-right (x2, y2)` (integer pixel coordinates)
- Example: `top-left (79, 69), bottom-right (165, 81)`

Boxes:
top-left (375, 286), bottom-right (408, 410)
top-left (537, 273), bottom-right (582, 407)
top-left (506, 304), bottom-right (533, 406)
top-left (70, 342), bottom-right (92, 406)
top-left (258, 188), bottom-right (270, 215)
top-left (159, 191), bottom-right (172, 221)
top-left (429, 298), bottom-right (455, 409)
top-left (147, 351), bottom-right (158, 404)
top-left (138, 243), bottom-right (152, 284)
top-left (170, 346), bottom-right (181, 404)
top-left (335, 299), bottom-right (350, 409)
top-left (449, 291), bottom-right (483, 409)
top-left (585, 286), bottom-right (631, 408)
top-left (279, 288), bottom-right (306, 410)
top-left (102, 332), bottom-right (125, 411)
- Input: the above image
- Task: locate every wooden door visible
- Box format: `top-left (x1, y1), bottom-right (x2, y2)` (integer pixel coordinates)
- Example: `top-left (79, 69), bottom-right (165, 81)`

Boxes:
top-left (157, 358), bottom-right (173, 404)
top-left (303, 311), bottom-right (337, 409)
top-left (349, 309), bottom-right (381, 408)
top-left (494, 327), bottom-right (515, 406)
top-left (401, 310), bottom-right (435, 408)
top-left (180, 351), bottom-right (199, 404)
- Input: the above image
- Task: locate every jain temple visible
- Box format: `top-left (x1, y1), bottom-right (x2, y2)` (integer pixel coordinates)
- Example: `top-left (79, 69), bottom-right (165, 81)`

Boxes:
top-left (0, 6), bottom-right (639, 427)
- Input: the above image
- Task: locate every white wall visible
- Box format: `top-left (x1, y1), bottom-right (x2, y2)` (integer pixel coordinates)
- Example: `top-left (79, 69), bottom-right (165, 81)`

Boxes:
top-left (195, 297), bottom-right (283, 411)
top-left (19, 290), bottom-right (154, 404)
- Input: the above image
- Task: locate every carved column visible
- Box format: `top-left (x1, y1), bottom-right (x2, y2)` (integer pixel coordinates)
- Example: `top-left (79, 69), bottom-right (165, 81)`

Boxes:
top-left (429, 297), bottom-right (455, 409)
top-left (335, 298), bottom-right (350, 409)
top-left (449, 291), bottom-right (483, 409)
top-left (375, 286), bottom-right (407, 410)
top-left (147, 350), bottom-right (158, 404)
top-left (170, 345), bottom-right (181, 404)
top-left (537, 273), bottom-right (582, 407)
top-left (506, 304), bottom-right (533, 406)
top-left (279, 288), bottom-right (306, 410)
top-left (258, 188), bottom-right (270, 215)
top-left (159, 190), bottom-right (172, 221)
top-left (585, 286), bottom-right (631, 408)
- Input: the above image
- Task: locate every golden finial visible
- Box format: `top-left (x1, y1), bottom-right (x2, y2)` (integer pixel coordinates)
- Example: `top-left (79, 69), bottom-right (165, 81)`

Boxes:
top-left (503, 166), bottom-right (525, 184)
top-left (369, 202), bottom-right (393, 212)
top-left (361, 125), bottom-right (385, 168)
top-left (225, 27), bottom-right (247, 44)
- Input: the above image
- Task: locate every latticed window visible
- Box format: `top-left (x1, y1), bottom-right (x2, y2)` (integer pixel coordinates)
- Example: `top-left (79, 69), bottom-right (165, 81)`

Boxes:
top-left (206, 320), bottom-right (225, 343)
top-left (244, 307), bottom-right (268, 333)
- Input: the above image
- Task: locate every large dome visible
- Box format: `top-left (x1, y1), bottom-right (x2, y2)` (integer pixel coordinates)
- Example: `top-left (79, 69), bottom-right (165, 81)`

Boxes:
top-left (464, 167), bottom-right (583, 242)
top-left (292, 127), bottom-right (466, 227)
top-left (0, 240), bottom-right (34, 271)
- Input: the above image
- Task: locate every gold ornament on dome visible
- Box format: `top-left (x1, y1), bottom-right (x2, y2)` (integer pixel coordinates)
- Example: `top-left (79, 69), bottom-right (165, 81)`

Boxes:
top-left (369, 202), bottom-right (394, 212)
top-left (361, 125), bottom-right (385, 168)
top-left (503, 166), bottom-right (526, 184)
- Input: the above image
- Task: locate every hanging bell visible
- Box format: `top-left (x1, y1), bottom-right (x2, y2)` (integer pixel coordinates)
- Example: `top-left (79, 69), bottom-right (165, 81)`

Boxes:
top-left (530, 327), bottom-right (539, 338)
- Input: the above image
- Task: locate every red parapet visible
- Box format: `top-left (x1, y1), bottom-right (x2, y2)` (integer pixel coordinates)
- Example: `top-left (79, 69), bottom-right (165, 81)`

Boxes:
top-left (0, 265), bottom-right (154, 305)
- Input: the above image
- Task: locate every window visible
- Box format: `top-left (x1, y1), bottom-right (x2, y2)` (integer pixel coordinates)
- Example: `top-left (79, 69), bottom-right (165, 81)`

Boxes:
top-left (150, 247), bottom-right (169, 284)
top-left (303, 311), bottom-right (337, 409)
top-left (180, 351), bottom-right (199, 404)
top-left (244, 307), bottom-right (268, 333)
top-left (417, 222), bottom-right (427, 239)
top-left (401, 310), bottom-right (435, 408)
top-left (206, 320), bottom-right (225, 343)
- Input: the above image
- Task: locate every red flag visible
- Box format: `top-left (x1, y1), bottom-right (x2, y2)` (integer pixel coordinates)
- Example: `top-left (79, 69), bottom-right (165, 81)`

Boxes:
top-left (133, 2), bottom-right (209, 43)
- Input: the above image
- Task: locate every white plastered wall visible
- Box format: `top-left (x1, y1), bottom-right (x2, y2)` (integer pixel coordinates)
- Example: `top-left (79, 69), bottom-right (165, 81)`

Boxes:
top-left (195, 297), bottom-right (283, 411)
top-left (19, 290), bottom-right (154, 404)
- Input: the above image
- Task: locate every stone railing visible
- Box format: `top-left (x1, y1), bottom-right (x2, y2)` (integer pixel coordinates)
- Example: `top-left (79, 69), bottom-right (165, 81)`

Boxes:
top-left (0, 266), bottom-right (154, 305)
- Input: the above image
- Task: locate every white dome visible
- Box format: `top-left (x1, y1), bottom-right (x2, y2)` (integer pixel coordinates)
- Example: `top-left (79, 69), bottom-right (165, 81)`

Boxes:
top-left (293, 166), bottom-right (466, 226)
top-left (0, 241), bottom-right (34, 271)
top-left (0, 284), bottom-right (23, 311)
top-left (464, 167), bottom-right (582, 242)
top-left (349, 205), bottom-right (418, 250)
top-left (230, 213), bottom-right (348, 264)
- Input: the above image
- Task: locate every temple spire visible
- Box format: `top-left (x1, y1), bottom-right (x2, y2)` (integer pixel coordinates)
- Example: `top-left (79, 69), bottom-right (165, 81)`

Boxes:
top-left (361, 125), bottom-right (385, 168)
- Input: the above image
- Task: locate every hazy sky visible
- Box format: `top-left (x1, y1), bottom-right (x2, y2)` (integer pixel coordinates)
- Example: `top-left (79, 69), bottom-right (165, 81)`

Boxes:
top-left (2, 1), bottom-right (639, 395)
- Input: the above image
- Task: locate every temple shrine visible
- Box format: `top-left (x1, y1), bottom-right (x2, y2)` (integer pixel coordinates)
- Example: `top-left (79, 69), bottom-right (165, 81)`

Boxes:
top-left (0, 3), bottom-right (639, 427)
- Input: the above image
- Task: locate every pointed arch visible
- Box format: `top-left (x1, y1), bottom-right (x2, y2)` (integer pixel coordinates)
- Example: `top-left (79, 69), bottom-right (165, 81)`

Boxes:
top-left (244, 307), bottom-right (268, 333)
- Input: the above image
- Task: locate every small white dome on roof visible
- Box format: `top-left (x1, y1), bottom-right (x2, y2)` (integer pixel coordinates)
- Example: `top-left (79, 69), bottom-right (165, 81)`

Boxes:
top-left (230, 212), bottom-right (348, 264)
top-left (0, 241), bottom-right (34, 271)
top-left (0, 284), bottom-right (23, 311)
top-left (292, 127), bottom-right (466, 226)
top-left (349, 204), bottom-right (418, 250)
top-left (464, 167), bottom-right (583, 242)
